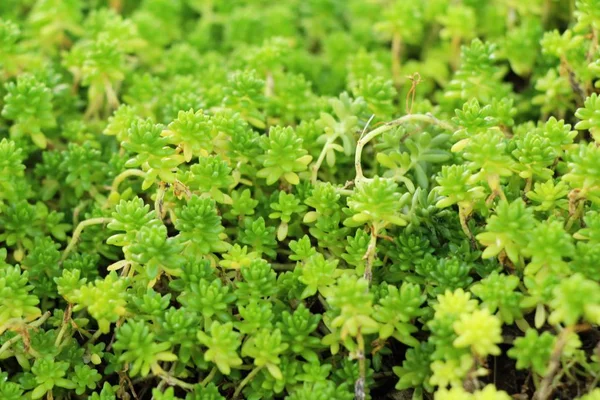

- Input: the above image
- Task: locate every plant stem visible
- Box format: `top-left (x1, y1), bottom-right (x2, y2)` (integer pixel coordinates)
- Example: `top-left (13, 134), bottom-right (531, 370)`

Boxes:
top-left (233, 365), bottom-right (263, 399)
top-left (89, 329), bottom-right (104, 343)
top-left (458, 205), bottom-right (477, 249)
top-left (534, 326), bottom-right (573, 400)
top-left (355, 329), bottom-right (366, 400)
top-left (524, 177), bottom-right (533, 195)
top-left (340, 189), bottom-right (355, 196)
top-left (0, 312), bottom-right (50, 358)
top-left (72, 200), bottom-right (90, 226)
top-left (109, 169), bottom-right (146, 195)
top-left (542, 0), bottom-right (552, 26)
top-left (155, 181), bottom-right (168, 221)
top-left (159, 372), bottom-right (196, 391)
top-left (60, 217), bottom-right (113, 263)
top-left (317, 294), bottom-right (330, 311)
top-left (104, 78), bottom-right (120, 110)
top-left (311, 136), bottom-right (337, 184)
top-left (155, 363), bottom-right (196, 391)
top-left (565, 189), bottom-right (585, 231)
top-left (265, 71), bottom-right (274, 98)
top-left (450, 35), bottom-right (461, 70)
top-left (272, 263), bottom-right (296, 271)
top-left (54, 304), bottom-right (72, 347)
top-left (363, 225), bottom-right (378, 283)
top-left (354, 113), bottom-right (454, 184)
top-left (200, 367), bottom-right (217, 387)
top-left (458, 206), bottom-right (472, 236)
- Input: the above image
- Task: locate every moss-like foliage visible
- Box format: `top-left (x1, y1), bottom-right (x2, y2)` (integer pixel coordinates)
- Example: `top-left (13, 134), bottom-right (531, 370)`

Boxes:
top-left (1, 1), bottom-right (600, 399)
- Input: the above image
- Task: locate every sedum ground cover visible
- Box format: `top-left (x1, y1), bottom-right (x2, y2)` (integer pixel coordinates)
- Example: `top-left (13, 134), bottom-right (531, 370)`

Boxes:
top-left (3, 0), bottom-right (600, 399)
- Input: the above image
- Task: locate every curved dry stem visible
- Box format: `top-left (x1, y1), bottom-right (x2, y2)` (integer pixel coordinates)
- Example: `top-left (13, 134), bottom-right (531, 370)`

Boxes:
top-left (354, 113), bottom-right (454, 185)
top-left (60, 217), bottom-right (113, 264)
top-left (110, 169), bottom-right (147, 194)
top-left (0, 312), bottom-right (50, 358)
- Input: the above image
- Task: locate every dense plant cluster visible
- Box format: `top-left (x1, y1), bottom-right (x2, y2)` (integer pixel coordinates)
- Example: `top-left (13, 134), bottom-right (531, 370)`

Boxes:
top-left (3, 0), bottom-right (600, 399)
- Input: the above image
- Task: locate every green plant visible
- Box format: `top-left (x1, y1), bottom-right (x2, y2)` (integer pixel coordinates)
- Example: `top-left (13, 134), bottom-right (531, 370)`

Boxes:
top-left (2, 1), bottom-right (600, 400)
